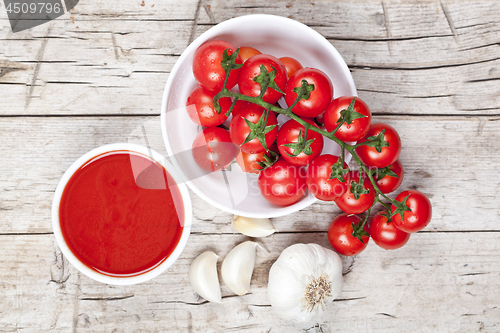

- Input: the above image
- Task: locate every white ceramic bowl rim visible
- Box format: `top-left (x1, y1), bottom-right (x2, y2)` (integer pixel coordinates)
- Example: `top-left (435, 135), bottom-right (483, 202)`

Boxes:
top-left (161, 14), bottom-right (356, 218)
top-left (51, 143), bottom-right (192, 285)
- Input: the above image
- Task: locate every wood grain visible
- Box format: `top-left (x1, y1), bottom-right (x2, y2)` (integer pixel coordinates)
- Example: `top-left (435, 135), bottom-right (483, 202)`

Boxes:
top-left (0, 115), bottom-right (499, 234)
top-left (1, 0), bottom-right (499, 115)
top-left (1, 232), bottom-right (498, 332)
top-left (194, 0), bottom-right (500, 115)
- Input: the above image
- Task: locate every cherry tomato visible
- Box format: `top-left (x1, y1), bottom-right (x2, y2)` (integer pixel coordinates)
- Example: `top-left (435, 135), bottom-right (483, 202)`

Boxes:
top-left (369, 211), bottom-right (410, 250)
top-left (277, 118), bottom-right (324, 166)
top-left (258, 158), bottom-right (307, 206)
top-left (324, 96), bottom-right (372, 142)
top-left (186, 85), bottom-right (231, 127)
top-left (236, 143), bottom-right (278, 174)
top-left (229, 103), bottom-right (279, 154)
top-left (193, 40), bottom-right (242, 92)
top-left (230, 99), bottom-right (250, 118)
top-left (375, 159), bottom-right (404, 194)
top-left (237, 151), bottom-right (267, 174)
top-left (356, 123), bottom-right (402, 168)
top-left (279, 56), bottom-right (303, 78)
top-left (238, 54), bottom-right (287, 104)
top-left (306, 154), bottom-right (350, 201)
top-left (328, 214), bottom-right (369, 256)
top-left (284, 67), bottom-right (333, 118)
top-left (334, 173), bottom-right (376, 214)
top-left (192, 127), bottom-right (239, 172)
top-left (239, 46), bottom-right (261, 63)
top-left (391, 190), bottom-right (432, 233)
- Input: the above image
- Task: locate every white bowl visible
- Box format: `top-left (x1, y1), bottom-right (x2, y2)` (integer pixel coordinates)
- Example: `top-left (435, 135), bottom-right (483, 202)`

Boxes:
top-left (161, 14), bottom-right (356, 218)
top-left (52, 143), bottom-right (192, 285)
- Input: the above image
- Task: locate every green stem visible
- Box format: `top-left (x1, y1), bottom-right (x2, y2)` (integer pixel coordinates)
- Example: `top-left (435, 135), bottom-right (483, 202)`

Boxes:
top-left (363, 167), bottom-right (396, 204)
top-left (359, 205), bottom-right (372, 230)
top-left (262, 106), bottom-right (271, 133)
top-left (259, 81), bottom-right (270, 99)
top-left (341, 147), bottom-right (346, 165)
top-left (302, 127), bottom-right (309, 151)
top-left (379, 199), bottom-right (392, 213)
top-left (225, 97), bottom-right (239, 117)
top-left (214, 90), bottom-right (344, 142)
top-left (332, 121), bottom-right (343, 135)
top-left (287, 91), bottom-right (306, 111)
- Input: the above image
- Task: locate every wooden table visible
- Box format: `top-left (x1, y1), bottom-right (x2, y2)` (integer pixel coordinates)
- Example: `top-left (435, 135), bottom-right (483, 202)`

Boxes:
top-left (1, 0), bottom-right (499, 331)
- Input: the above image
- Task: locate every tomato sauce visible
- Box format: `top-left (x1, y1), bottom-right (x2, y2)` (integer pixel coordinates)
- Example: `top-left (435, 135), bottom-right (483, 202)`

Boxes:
top-left (59, 151), bottom-right (184, 276)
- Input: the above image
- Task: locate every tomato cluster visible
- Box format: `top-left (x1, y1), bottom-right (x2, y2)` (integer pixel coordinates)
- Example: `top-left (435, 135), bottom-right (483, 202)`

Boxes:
top-left (188, 40), bottom-right (333, 206)
top-left (187, 40), bottom-right (432, 256)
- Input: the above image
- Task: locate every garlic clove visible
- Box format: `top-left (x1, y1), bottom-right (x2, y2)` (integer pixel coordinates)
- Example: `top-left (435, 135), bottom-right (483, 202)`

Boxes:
top-left (232, 215), bottom-right (276, 237)
top-left (189, 251), bottom-right (222, 303)
top-left (221, 241), bottom-right (258, 295)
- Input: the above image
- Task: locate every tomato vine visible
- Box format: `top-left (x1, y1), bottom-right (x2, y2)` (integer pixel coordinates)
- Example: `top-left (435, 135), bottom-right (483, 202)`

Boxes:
top-left (212, 48), bottom-right (413, 243)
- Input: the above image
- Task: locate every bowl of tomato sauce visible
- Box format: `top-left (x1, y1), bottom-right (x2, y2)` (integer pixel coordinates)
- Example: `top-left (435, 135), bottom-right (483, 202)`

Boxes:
top-left (161, 14), bottom-right (356, 218)
top-left (52, 143), bottom-right (192, 285)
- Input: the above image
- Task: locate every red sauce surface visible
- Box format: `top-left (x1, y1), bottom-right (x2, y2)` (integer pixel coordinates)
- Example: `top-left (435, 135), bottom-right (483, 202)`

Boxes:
top-left (59, 151), bottom-right (184, 276)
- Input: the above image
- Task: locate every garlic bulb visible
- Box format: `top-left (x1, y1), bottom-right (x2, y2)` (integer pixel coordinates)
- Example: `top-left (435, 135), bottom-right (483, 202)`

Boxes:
top-left (267, 243), bottom-right (343, 323)
top-left (221, 241), bottom-right (258, 295)
top-left (189, 251), bottom-right (221, 303)
top-left (232, 215), bottom-right (276, 237)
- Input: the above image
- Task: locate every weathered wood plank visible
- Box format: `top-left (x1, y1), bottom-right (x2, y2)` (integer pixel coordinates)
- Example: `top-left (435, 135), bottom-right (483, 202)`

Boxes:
top-left (1, 20), bottom-right (191, 63)
top-left (0, 0), bottom-right (199, 21)
top-left (197, 0), bottom-right (500, 67)
top-left (198, 0), bottom-right (500, 48)
top-left (197, 0), bottom-right (452, 39)
top-left (194, 0), bottom-right (500, 115)
top-left (0, 18), bottom-right (192, 115)
top-left (1, 232), bottom-right (498, 332)
top-left (0, 1), bottom-right (499, 332)
top-left (1, 0), bottom-right (500, 115)
top-left (0, 115), bottom-right (499, 234)
top-left (0, 235), bottom-right (77, 331)
top-left (67, 0), bottom-right (199, 21)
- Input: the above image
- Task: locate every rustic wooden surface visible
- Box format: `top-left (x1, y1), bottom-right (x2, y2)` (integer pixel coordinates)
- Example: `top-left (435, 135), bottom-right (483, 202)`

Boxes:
top-left (1, 0), bottom-right (500, 332)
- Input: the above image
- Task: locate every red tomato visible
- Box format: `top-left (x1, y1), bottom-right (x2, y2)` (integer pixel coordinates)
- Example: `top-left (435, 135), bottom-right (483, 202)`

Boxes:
top-left (277, 118), bottom-right (324, 166)
top-left (186, 85), bottom-right (231, 127)
top-left (229, 103), bottom-right (279, 154)
top-left (192, 127), bottom-right (239, 172)
top-left (229, 99), bottom-right (250, 117)
top-left (279, 56), bottom-right (303, 78)
top-left (375, 159), bottom-right (404, 194)
top-left (324, 96), bottom-right (372, 142)
top-left (284, 67), bottom-right (333, 118)
top-left (236, 151), bottom-right (267, 174)
top-left (238, 54), bottom-right (287, 104)
top-left (334, 173), bottom-right (376, 214)
top-left (258, 158), bottom-right (307, 206)
top-left (239, 46), bottom-right (261, 63)
top-left (356, 123), bottom-right (402, 168)
top-left (369, 212), bottom-right (410, 250)
top-left (391, 190), bottom-right (432, 233)
top-left (193, 40), bottom-right (242, 92)
top-left (236, 143), bottom-right (278, 174)
top-left (306, 154), bottom-right (350, 201)
top-left (327, 214), bottom-right (369, 256)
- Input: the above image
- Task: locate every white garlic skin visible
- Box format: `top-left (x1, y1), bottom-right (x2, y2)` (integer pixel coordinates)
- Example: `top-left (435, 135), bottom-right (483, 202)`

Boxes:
top-left (267, 243), bottom-right (343, 323)
top-left (232, 215), bottom-right (276, 237)
top-left (189, 251), bottom-right (222, 303)
top-left (221, 241), bottom-right (258, 295)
